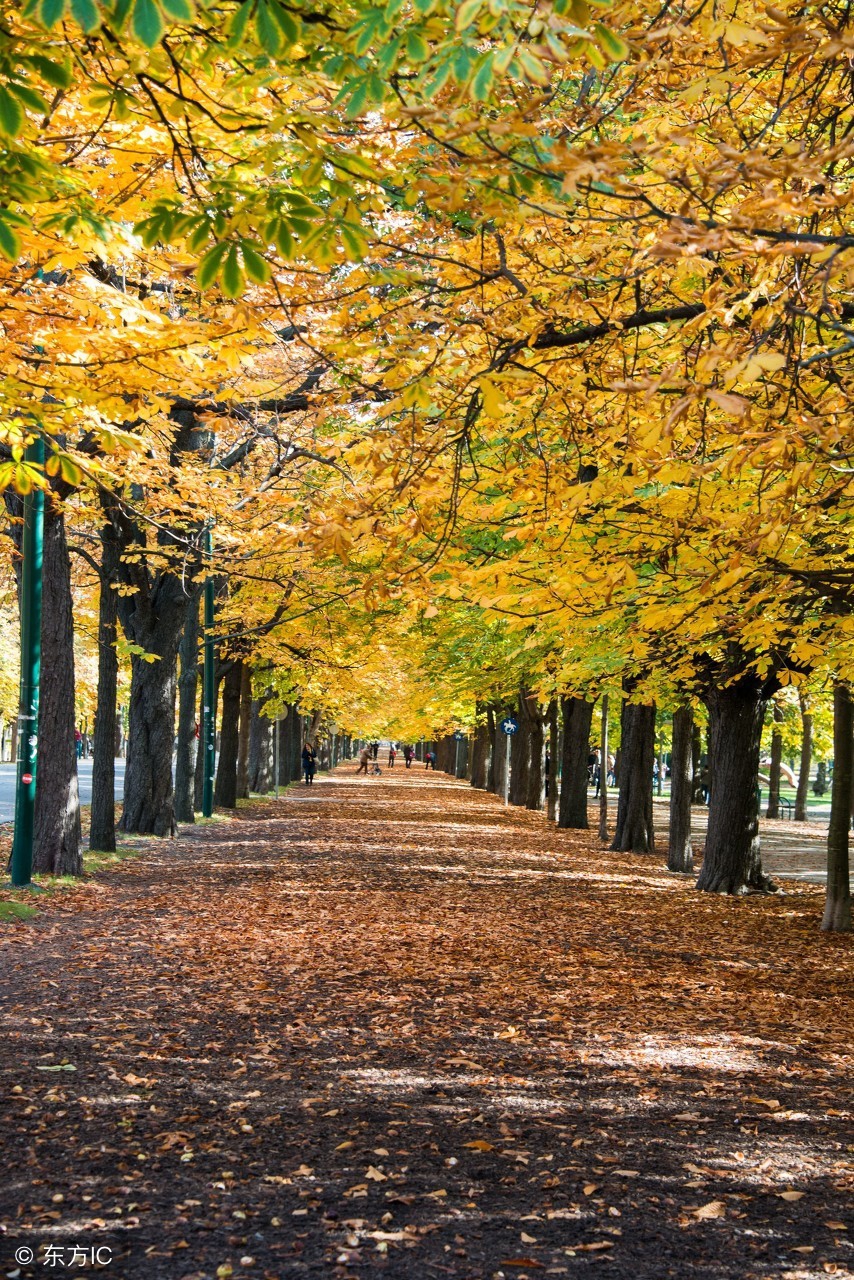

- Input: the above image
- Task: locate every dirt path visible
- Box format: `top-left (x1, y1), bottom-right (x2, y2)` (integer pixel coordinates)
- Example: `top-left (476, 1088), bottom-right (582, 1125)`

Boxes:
top-left (1, 767), bottom-right (852, 1280)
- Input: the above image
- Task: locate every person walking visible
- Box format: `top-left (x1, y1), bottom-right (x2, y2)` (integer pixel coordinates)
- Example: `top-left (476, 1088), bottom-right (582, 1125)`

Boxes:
top-left (75, 727), bottom-right (83, 760)
top-left (302, 740), bottom-right (317, 785)
top-left (371, 741), bottom-right (379, 761)
top-left (388, 744), bottom-right (397, 767)
top-left (425, 750), bottom-right (434, 770)
top-left (403, 745), bottom-right (413, 769)
top-left (356, 746), bottom-right (370, 775)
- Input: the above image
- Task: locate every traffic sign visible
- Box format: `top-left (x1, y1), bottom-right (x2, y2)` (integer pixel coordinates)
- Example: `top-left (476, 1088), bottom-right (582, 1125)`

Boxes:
top-left (454, 730), bottom-right (465, 741)
top-left (500, 716), bottom-right (518, 735)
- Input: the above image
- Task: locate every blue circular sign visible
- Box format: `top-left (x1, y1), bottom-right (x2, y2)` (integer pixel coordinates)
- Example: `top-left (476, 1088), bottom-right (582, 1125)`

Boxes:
top-left (454, 730), bottom-right (466, 740)
top-left (500, 717), bottom-right (518, 735)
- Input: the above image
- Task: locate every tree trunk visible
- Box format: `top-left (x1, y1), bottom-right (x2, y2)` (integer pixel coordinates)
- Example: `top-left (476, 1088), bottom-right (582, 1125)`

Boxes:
top-left (214, 661), bottom-right (242, 808)
top-left (696, 676), bottom-right (774, 894)
top-left (120, 647), bottom-right (179, 837)
top-left (89, 549), bottom-right (118, 853)
top-left (546, 699), bottom-right (559, 823)
top-left (471, 710), bottom-right (491, 790)
top-left (667, 705), bottom-right (693, 873)
top-left (193, 671), bottom-right (205, 813)
top-left (174, 595), bottom-right (199, 823)
top-left (822, 683), bottom-right (852, 932)
top-left (521, 692), bottom-right (545, 810)
top-left (558, 695), bottom-right (595, 829)
top-left (493, 714), bottom-right (510, 801)
top-left (598, 693), bottom-right (609, 841)
top-left (34, 501), bottom-right (82, 874)
top-left (485, 706), bottom-right (497, 793)
top-left (249, 694), bottom-right (272, 793)
top-left (509, 690), bottom-right (532, 806)
top-left (236, 664), bottom-right (252, 799)
top-left (612, 697), bottom-right (656, 853)
top-left (765, 701), bottom-right (783, 819)
top-left (691, 720), bottom-right (705, 803)
top-left (795, 692), bottom-right (812, 822)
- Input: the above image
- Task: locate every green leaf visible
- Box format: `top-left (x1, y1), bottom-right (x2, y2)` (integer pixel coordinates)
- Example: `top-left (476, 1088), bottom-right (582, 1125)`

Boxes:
top-left (269, 1), bottom-right (299, 42)
top-left (344, 80), bottom-right (369, 119)
top-left (38, 0), bottom-right (67, 26)
top-left (196, 241), bottom-right (228, 290)
top-left (0, 216), bottom-right (21, 261)
top-left (454, 0), bottom-right (481, 29)
top-left (594, 22), bottom-right (628, 60)
top-left (470, 52), bottom-right (494, 100)
top-left (226, 0), bottom-right (253, 44)
top-left (341, 223), bottom-right (367, 261)
top-left (29, 55), bottom-right (74, 89)
top-left (10, 83), bottom-right (50, 115)
top-left (59, 455), bottom-right (82, 485)
top-left (273, 220), bottom-right (295, 257)
top-left (255, 1), bottom-right (283, 53)
top-left (517, 46), bottom-right (549, 83)
top-left (160, 0), bottom-right (193, 17)
top-left (132, 0), bottom-right (165, 45)
top-left (70, 0), bottom-right (100, 29)
top-left (0, 88), bottom-right (25, 138)
top-left (405, 30), bottom-right (429, 62)
top-left (241, 241), bottom-right (271, 283)
top-left (221, 244), bottom-right (244, 297)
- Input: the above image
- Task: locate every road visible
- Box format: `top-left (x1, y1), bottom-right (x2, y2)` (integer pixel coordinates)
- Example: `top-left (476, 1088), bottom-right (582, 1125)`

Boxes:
top-left (0, 759), bottom-right (126, 824)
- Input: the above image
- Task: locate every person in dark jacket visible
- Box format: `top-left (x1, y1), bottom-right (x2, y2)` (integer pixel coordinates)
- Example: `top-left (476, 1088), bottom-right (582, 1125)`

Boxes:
top-left (302, 741), bottom-right (317, 785)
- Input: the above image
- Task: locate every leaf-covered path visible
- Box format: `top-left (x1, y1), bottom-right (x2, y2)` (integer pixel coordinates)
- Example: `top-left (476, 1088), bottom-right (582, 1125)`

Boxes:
top-left (1, 767), bottom-right (852, 1280)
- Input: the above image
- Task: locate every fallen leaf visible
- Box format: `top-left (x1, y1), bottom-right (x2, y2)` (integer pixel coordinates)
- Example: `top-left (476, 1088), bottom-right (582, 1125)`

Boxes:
top-left (779, 1190), bottom-right (805, 1201)
top-left (583, 1184), bottom-right (599, 1196)
top-left (695, 1201), bottom-right (727, 1219)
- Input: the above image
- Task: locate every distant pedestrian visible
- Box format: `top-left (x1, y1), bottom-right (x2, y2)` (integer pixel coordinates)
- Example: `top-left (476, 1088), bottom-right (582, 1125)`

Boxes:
top-left (425, 750), bottom-right (434, 770)
top-left (302, 741), bottom-right (317, 785)
top-left (75, 727), bottom-right (83, 760)
top-left (403, 746), bottom-right (414, 769)
top-left (371, 741), bottom-right (379, 761)
top-left (388, 744), bottom-right (397, 767)
top-left (357, 746), bottom-right (370, 775)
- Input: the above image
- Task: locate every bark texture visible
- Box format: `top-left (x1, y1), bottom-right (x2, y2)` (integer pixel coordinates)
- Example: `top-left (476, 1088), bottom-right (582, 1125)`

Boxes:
top-left (612, 697), bottom-right (656, 853)
top-left (89, 537), bottom-right (118, 853)
top-left (34, 501), bottom-right (82, 874)
top-left (248, 695), bottom-right (272, 793)
top-left (470, 711), bottom-right (491, 790)
top-left (174, 596), bottom-right (199, 823)
top-left (509, 691), bottom-right (532, 806)
top-left (236, 664), bottom-right (252, 799)
top-left (667, 705), bottom-right (694, 873)
top-left (823, 683), bottom-right (852, 932)
top-left (214, 661), bottom-right (242, 808)
top-left (546, 699), bottom-right (559, 824)
top-left (696, 676), bottom-right (774, 894)
top-left (521, 692), bottom-right (545, 810)
top-left (558, 696), bottom-right (595, 829)
top-left (795, 693), bottom-right (813, 822)
top-left (765, 702), bottom-right (783, 819)
top-left (597, 693), bottom-right (609, 841)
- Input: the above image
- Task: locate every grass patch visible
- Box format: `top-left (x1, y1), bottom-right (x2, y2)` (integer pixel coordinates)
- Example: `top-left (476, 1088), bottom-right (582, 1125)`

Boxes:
top-left (0, 900), bottom-right (39, 922)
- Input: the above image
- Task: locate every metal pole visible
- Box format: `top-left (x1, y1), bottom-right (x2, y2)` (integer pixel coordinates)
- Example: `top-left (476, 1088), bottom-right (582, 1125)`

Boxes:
top-left (274, 716), bottom-right (279, 798)
top-left (504, 732), bottom-right (511, 806)
top-left (10, 438), bottom-right (45, 888)
top-left (202, 525), bottom-right (215, 817)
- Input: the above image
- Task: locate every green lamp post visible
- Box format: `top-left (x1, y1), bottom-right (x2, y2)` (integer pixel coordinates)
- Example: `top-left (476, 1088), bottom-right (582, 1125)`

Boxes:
top-left (202, 523), bottom-right (215, 817)
top-left (10, 437), bottom-right (45, 888)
